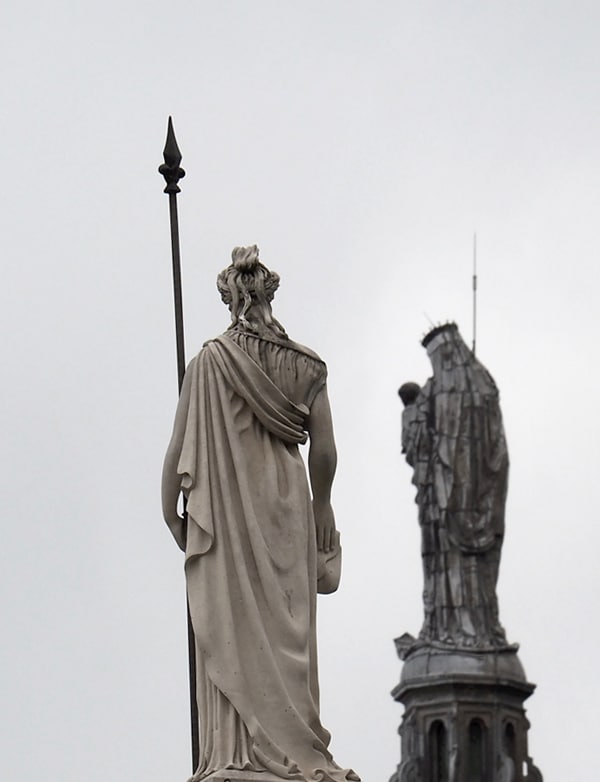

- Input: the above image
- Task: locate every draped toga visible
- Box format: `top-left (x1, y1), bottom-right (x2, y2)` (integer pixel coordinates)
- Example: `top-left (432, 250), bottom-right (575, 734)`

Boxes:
top-left (165, 331), bottom-right (358, 782)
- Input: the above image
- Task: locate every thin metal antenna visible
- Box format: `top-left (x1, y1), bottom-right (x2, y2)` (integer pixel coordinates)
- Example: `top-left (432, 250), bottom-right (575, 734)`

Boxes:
top-left (472, 233), bottom-right (477, 356)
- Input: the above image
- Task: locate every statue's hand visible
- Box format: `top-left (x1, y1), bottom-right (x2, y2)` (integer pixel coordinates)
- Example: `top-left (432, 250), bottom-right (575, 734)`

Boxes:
top-left (313, 499), bottom-right (337, 553)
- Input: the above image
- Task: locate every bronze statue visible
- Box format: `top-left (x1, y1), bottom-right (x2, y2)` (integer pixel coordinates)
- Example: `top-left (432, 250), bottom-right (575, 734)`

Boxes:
top-left (399, 323), bottom-right (508, 648)
top-left (162, 246), bottom-right (358, 782)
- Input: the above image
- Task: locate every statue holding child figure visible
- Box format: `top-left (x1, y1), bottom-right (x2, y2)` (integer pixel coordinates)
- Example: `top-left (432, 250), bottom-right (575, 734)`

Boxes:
top-left (399, 323), bottom-right (509, 649)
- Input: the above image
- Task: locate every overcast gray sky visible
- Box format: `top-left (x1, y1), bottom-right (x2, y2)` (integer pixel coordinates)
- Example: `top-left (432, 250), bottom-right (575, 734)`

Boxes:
top-left (2, 2), bottom-right (599, 780)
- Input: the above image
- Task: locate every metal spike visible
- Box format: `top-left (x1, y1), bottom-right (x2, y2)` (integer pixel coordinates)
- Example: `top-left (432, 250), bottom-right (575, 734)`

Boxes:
top-left (159, 116), bottom-right (186, 194)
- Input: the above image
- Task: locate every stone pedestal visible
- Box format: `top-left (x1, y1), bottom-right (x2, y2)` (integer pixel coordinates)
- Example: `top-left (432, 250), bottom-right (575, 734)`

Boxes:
top-left (203, 771), bottom-right (285, 782)
top-left (390, 639), bottom-right (543, 782)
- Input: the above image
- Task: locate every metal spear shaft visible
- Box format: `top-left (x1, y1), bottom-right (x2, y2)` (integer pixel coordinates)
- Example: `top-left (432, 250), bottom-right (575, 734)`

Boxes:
top-left (158, 116), bottom-right (200, 772)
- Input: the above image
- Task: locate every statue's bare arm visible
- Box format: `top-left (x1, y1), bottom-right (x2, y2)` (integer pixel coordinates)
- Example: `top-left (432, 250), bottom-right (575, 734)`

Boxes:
top-left (161, 366), bottom-right (193, 550)
top-left (307, 385), bottom-right (338, 553)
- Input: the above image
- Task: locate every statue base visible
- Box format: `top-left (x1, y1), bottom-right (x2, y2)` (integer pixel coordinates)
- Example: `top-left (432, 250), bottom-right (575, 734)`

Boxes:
top-left (202, 771), bottom-right (292, 782)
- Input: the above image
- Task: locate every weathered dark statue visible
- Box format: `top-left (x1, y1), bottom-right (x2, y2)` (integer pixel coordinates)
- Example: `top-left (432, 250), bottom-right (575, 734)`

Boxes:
top-left (392, 324), bottom-right (543, 782)
top-left (399, 323), bottom-right (508, 648)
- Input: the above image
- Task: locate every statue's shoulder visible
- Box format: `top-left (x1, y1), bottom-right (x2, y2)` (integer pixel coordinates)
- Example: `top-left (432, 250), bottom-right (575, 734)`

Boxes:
top-left (218, 329), bottom-right (326, 367)
top-left (284, 338), bottom-right (326, 366)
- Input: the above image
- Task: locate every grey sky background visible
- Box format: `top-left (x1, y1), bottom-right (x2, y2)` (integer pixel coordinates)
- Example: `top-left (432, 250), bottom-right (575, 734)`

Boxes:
top-left (2, 2), bottom-right (598, 780)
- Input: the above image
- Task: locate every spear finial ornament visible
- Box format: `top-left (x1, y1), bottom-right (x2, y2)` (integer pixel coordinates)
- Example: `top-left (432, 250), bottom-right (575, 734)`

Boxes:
top-left (159, 116), bottom-right (186, 194)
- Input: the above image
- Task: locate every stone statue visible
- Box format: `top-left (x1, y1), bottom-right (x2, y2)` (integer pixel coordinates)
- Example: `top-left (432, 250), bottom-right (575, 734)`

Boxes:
top-left (399, 323), bottom-right (508, 648)
top-left (162, 246), bottom-right (359, 782)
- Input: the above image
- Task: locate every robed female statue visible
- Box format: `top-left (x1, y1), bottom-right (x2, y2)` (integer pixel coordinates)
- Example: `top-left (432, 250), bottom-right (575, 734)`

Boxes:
top-left (399, 323), bottom-right (509, 648)
top-left (162, 246), bottom-right (359, 782)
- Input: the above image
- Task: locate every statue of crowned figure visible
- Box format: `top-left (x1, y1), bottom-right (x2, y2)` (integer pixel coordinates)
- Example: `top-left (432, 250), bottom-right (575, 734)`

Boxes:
top-left (399, 323), bottom-right (510, 650)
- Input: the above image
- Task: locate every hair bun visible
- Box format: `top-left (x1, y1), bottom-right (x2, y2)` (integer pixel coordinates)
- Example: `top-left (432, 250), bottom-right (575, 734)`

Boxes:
top-left (232, 245), bottom-right (260, 272)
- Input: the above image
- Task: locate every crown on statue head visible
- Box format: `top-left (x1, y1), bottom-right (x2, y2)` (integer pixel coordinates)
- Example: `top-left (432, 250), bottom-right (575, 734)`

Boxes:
top-left (421, 321), bottom-right (458, 348)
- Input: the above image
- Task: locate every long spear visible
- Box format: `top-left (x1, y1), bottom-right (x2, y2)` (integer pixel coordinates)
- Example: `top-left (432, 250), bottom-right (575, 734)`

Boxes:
top-left (158, 116), bottom-right (200, 772)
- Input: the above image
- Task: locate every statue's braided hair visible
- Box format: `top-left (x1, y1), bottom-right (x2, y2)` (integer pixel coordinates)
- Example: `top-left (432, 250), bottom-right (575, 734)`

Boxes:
top-left (217, 245), bottom-right (287, 337)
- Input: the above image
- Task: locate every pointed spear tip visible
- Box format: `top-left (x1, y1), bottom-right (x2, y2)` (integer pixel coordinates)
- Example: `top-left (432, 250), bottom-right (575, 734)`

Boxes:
top-left (159, 116), bottom-right (185, 194)
top-left (163, 116), bottom-right (182, 168)
top-left (167, 115), bottom-right (175, 143)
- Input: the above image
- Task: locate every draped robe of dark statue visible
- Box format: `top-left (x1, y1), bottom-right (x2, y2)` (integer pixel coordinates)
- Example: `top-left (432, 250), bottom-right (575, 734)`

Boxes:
top-left (401, 325), bottom-right (509, 648)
